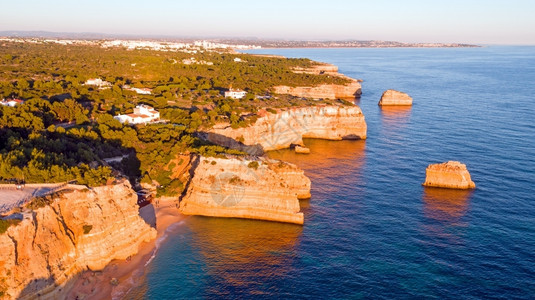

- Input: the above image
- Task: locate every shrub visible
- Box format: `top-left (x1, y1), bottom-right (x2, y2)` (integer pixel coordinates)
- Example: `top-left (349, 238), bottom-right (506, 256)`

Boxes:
top-left (83, 224), bottom-right (93, 234)
top-left (0, 219), bottom-right (21, 234)
top-left (229, 175), bottom-right (242, 185)
top-left (27, 195), bottom-right (54, 210)
top-left (247, 161), bottom-right (259, 170)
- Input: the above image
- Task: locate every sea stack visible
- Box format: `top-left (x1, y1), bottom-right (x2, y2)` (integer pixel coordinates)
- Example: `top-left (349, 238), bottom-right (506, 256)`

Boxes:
top-left (378, 89), bottom-right (413, 106)
top-left (423, 161), bottom-right (476, 189)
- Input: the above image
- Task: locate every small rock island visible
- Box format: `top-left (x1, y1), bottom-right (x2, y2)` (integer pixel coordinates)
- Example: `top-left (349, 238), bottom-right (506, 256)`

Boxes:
top-left (423, 161), bottom-right (476, 189)
top-left (378, 89), bottom-right (413, 106)
top-left (295, 145), bottom-right (311, 154)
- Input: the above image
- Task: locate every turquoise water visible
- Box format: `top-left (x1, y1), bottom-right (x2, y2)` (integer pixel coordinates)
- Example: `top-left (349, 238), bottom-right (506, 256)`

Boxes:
top-left (127, 47), bottom-right (535, 299)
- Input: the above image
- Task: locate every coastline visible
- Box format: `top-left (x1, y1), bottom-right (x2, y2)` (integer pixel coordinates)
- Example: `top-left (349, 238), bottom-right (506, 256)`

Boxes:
top-left (66, 198), bottom-right (186, 300)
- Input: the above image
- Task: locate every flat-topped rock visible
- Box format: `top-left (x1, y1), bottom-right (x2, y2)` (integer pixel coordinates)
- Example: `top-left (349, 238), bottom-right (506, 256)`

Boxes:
top-left (294, 145), bottom-right (310, 154)
top-left (179, 156), bottom-right (310, 225)
top-left (423, 161), bottom-right (476, 189)
top-left (379, 89), bottom-right (413, 106)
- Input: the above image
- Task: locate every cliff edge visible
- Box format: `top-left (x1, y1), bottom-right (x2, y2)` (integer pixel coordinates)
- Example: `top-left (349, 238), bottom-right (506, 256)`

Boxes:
top-left (274, 63), bottom-right (362, 99)
top-left (0, 180), bottom-right (156, 299)
top-left (206, 105), bottom-right (367, 155)
top-left (179, 156), bottom-right (310, 225)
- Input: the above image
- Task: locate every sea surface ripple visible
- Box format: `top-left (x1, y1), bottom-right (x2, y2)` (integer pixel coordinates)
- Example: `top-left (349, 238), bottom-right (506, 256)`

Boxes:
top-left (127, 46), bottom-right (535, 299)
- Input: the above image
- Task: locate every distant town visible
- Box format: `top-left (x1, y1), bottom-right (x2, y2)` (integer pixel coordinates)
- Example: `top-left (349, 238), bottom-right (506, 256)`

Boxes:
top-left (0, 31), bottom-right (479, 49)
top-left (217, 39), bottom-right (480, 48)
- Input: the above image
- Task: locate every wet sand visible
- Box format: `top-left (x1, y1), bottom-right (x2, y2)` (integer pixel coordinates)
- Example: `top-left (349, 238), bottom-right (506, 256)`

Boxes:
top-left (67, 198), bottom-right (186, 299)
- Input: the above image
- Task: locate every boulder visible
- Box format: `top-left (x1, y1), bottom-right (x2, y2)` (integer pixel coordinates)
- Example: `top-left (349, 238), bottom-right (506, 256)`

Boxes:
top-left (294, 145), bottom-right (310, 154)
top-left (423, 161), bottom-right (476, 189)
top-left (378, 89), bottom-right (413, 106)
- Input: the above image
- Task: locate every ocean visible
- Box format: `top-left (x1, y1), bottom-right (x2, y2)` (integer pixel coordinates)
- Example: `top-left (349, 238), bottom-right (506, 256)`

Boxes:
top-left (126, 47), bottom-right (535, 299)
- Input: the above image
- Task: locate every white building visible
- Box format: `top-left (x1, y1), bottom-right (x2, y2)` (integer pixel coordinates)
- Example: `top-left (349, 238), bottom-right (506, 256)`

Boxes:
top-left (124, 86), bottom-right (152, 95)
top-left (113, 104), bottom-right (160, 124)
top-left (0, 98), bottom-right (24, 107)
top-left (133, 88), bottom-right (152, 95)
top-left (224, 88), bottom-right (247, 99)
top-left (84, 78), bottom-right (111, 87)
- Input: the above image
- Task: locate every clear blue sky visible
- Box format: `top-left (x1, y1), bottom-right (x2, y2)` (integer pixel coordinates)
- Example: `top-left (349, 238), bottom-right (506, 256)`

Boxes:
top-left (2, 0), bottom-right (534, 44)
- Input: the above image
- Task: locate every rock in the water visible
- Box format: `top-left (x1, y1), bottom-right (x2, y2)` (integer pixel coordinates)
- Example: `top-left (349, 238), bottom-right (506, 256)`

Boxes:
top-left (294, 145), bottom-right (310, 154)
top-left (423, 161), bottom-right (476, 189)
top-left (378, 89), bottom-right (413, 106)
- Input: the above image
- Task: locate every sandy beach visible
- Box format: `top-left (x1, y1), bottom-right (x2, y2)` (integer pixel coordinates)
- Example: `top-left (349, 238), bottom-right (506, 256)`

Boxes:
top-left (67, 197), bottom-right (187, 300)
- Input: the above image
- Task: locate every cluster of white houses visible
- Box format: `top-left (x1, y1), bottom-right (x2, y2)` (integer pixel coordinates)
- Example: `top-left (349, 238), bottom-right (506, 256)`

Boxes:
top-left (113, 104), bottom-right (160, 124)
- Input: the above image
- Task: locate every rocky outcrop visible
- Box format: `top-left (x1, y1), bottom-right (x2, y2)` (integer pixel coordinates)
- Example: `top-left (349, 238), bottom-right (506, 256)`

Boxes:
top-left (0, 180), bottom-right (156, 299)
top-left (423, 161), bottom-right (476, 189)
top-left (179, 156), bottom-right (310, 225)
top-left (274, 79), bottom-right (361, 99)
top-left (274, 63), bottom-right (362, 99)
top-left (294, 146), bottom-right (310, 154)
top-left (206, 105), bottom-right (367, 155)
top-left (378, 89), bottom-right (413, 106)
top-left (292, 63), bottom-right (339, 75)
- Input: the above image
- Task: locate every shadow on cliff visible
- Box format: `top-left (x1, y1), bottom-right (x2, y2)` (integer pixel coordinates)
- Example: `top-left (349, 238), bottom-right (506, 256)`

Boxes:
top-left (16, 274), bottom-right (77, 299)
top-left (178, 154), bottom-right (201, 206)
top-left (138, 204), bottom-right (156, 229)
top-left (197, 131), bottom-right (265, 156)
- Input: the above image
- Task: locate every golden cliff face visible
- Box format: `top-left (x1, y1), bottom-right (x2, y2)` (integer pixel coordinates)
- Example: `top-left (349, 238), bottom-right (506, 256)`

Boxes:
top-left (423, 161), bottom-right (476, 189)
top-left (273, 80), bottom-right (362, 99)
top-left (179, 156), bottom-right (310, 225)
top-left (0, 181), bottom-right (156, 299)
top-left (207, 105), bottom-right (367, 155)
top-left (275, 63), bottom-right (362, 99)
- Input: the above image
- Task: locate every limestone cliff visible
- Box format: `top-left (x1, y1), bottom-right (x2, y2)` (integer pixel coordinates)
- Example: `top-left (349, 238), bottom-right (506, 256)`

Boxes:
top-left (179, 156), bottom-right (310, 225)
top-left (205, 105), bottom-right (367, 155)
top-left (378, 89), bottom-right (413, 106)
top-left (274, 63), bottom-right (362, 99)
top-left (423, 161), bottom-right (476, 189)
top-left (0, 181), bottom-right (156, 299)
top-left (292, 63), bottom-right (339, 75)
top-left (274, 79), bottom-right (361, 99)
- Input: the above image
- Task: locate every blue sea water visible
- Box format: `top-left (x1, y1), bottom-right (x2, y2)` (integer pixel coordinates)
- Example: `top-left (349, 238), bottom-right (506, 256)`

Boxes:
top-left (126, 47), bottom-right (535, 299)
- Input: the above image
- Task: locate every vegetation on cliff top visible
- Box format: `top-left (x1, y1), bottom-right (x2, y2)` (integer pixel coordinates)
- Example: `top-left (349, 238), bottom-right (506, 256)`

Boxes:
top-left (0, 41), bottom-right (351, 194)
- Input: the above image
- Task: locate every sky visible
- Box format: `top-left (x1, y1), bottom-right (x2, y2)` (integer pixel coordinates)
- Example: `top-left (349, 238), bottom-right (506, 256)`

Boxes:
top-left (1, 0), bottom-right (534, 45)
